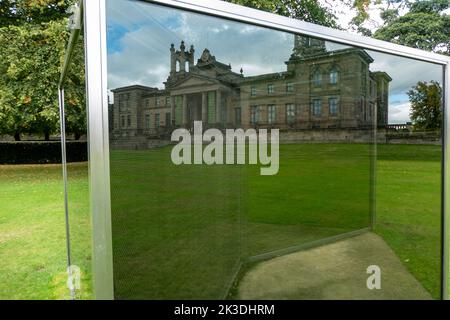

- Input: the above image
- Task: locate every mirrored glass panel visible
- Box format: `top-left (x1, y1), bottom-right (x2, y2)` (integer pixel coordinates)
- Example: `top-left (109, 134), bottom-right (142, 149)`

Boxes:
top-left (105, 0), bottom-right (443, 299)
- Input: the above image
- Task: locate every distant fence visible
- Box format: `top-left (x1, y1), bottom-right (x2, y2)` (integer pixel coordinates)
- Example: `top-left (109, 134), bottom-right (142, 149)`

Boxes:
top-left (0, 141), bottom-right (88, 164)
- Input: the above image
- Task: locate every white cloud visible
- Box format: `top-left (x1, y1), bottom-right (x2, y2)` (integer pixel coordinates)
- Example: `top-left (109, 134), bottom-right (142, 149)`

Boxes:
top-left (106, 0), bottom-right (293, 89)
top-left (368, 50), bottom-right (444, 95)
top-left (389, 102), bottom-right (411, 123)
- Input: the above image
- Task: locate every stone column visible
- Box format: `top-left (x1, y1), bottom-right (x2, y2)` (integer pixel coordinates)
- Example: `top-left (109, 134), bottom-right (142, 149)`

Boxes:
top-left (202, 92), bottom-right (207, 123)
top-left (182, 94), bottom-right (188, 126)
top-left (216, 89), bottom-right (221, 124)
top-left (170, 96), bottom-right (175, 126)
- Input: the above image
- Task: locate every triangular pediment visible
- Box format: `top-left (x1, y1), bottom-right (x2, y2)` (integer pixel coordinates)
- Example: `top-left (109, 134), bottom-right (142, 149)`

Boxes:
top-left (171, 74), bottom-right (219, 89)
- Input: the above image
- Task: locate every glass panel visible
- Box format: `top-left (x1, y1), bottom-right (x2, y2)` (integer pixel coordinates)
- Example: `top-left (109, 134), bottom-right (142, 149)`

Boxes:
top-left (367, 52), bottom-right (444, 299)
top-left (64, 34), bottom-right (92, 300)
top-left (105, 0), bottom-right (443, 299)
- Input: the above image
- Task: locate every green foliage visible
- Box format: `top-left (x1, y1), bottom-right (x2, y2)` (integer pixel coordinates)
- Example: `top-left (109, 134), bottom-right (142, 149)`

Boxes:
top-left (0, 18), bottom-right (86, 140)
top-left (380, 8), bottom-right (399, 25)
top-left (351, 0), bottom-right (371, 28)
top-left (373, 0), bottom-right (449, 55)
top-left (0, 0), bottom-right (76, 27)
top-left (409, 0), bottom-right (450, 14)
top-left (0, 141), bottom-right (87, 164)
top-left (227, 0), bottom-right (338, 28)
top-left (408, 81), bottom-right (442, 131)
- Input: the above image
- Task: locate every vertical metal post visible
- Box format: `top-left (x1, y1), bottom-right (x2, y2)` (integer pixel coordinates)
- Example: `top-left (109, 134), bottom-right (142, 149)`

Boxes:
top-left (83, 0), bottom-right (114, 300)
top-left (443, 63), bottom-right (450, 300)
top-left (58, 88), bottom-right (74, 300)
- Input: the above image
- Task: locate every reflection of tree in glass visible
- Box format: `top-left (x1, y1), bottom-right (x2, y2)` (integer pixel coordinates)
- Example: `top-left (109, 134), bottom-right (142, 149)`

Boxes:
top-left (408, 81), bottom-right (442, 131)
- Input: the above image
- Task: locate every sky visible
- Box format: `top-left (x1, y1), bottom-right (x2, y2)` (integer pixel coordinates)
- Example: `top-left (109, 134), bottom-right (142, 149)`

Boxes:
top-left (106, 0), bottom-right (444, 124)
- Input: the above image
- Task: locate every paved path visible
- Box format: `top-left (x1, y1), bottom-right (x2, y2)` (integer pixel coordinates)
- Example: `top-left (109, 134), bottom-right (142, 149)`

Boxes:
top-left (237, 232), bottom-right (432, 299)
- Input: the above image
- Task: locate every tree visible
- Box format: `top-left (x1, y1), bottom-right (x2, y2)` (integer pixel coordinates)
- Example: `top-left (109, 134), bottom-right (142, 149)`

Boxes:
top-left (0, 0), bottom-right (74, 27)
top-left (372, 0), bottom-right (449, 55)
top-left (0, 18), bottom-right (85, 140)
top-left (408, 81), bottom-right (442, 131)
top-left (226, 0), bottom-right (339, 28)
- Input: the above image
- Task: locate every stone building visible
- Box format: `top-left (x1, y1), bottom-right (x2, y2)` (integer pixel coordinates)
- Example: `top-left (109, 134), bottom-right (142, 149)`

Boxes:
top-left (110, 36), bottom-right (391, 141)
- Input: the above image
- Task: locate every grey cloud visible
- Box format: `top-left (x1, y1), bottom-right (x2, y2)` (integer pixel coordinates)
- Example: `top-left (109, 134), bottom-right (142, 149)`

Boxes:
top-left (106, 0), bottom-right (443, 125)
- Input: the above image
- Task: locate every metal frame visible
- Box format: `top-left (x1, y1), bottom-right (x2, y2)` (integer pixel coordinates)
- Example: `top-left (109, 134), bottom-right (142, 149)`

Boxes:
top-left (82, 0), bottom-right (449, 299)
top-left (444, 64), bottom-right (450, 300)
top-left (83, 0), bottom-right (114, 300)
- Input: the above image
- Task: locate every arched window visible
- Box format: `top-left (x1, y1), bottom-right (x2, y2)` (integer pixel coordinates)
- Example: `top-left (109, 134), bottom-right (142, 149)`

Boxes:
top-left (185, 61), bottom-right (190, 72)
top-left (176, 60), bottom-right (180, 72)
top-left (312, 70), bottom-right (322, 86)
top-left (330, 68), bottom-right (339, 85)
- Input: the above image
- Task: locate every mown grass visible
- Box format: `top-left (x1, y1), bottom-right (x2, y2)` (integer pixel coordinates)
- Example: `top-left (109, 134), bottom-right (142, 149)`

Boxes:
top-left (0, 143), bottom-right (442, 299)
top-left (0, 163), bottom-right (92, 300)
top-left (376, 144), bottom-right (442, 299)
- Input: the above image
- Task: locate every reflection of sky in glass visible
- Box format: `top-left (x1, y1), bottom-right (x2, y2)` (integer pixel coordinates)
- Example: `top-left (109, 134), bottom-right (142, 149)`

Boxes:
top-left (106, 0), bottom-right (443, 124)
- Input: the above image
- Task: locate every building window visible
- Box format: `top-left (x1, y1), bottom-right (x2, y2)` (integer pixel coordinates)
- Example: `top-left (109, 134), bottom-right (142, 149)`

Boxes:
top-left (267, 84), bottom-right (274, 94)
top-left (250, 105), bottom-right (260, 125)
top-left (165, 112), bottom-right (171, 126)
top-left (268, 105), bottom-right (276, 123)
top-left (156, 97), bottom-right (160, 106)
top-left (313, 70), bottom-right (322, 87)
top-left (145, 114), bottom-right (151, 129)
top-left (250, 86), bottom-right (257, 97)
top-left (155, 113), bottom-right (160, 128)
top-left (127, 114), bottom-right (131, 127)
top-left (329, 98), bottom-right (338, 116)
top-left (286, 82), bottom-right (294, 93)
top-left (312, 99), bottom-right (322, 116)
top-left (119, 93), bottom-right (130, 111)
top-left (286, 104), bottom-right (296, 123)
top-left (166, 96), bottom-right (171, 106)
top-left (235, 107), bottom-right (241, 125)
top-left (330, 69), bottom-right (339, 85)
top-left (121, 115), bottom-right (125, 128)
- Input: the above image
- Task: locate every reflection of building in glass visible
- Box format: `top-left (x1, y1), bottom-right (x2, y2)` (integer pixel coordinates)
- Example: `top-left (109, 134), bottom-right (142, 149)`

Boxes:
top-left (111, 36), bottom-right (391, 139)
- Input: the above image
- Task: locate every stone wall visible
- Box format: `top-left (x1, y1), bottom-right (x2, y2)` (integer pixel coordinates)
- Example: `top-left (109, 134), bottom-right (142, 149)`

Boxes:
top-left (279, 128), bottom-right (441, 145)
top-left (379, 130), bottom-right (441, 145)
top-left (279, 128), bottom-right (373, 143)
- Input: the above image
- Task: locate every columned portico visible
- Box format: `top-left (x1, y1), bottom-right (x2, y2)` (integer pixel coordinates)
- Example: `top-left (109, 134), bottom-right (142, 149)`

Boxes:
top-left (169, 76), bottom-right (228, 128)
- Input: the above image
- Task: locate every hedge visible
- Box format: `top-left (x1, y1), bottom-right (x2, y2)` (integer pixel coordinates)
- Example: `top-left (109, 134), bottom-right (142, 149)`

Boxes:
top-left (0, 141), bottom-right (88, 164)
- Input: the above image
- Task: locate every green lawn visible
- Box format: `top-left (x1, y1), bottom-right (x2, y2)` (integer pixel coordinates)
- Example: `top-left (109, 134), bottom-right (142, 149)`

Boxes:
top-left (0, 143), bottom-right (443, 299)
top-left (376, 144), bottom-right (442, 299)
top-left (0, 163), bottom-right (92, 299)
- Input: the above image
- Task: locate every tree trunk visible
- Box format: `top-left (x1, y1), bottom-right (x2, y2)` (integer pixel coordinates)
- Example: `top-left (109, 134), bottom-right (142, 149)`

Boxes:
top-left (14, 133), bottom-right (21, 141)
top-left (44, 132), bottom-right (50, 141)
